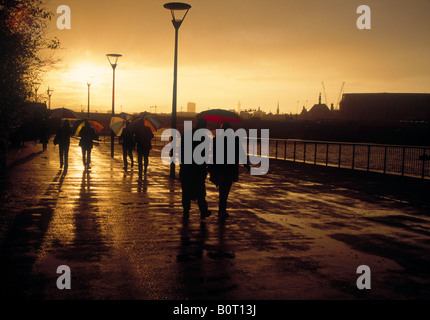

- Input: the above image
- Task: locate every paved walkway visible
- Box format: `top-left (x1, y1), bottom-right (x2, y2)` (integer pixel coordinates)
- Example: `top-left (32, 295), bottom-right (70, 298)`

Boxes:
top-left (1, 137), bottom-right (430, 300)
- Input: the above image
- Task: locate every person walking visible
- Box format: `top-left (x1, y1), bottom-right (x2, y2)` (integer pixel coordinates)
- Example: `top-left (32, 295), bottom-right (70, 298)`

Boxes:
top-left (54, 120), bottom-right (71, 172)
top-left (134, 120), bottom-right (154, 180)
top-left (179, 118), bottom-right (211, 220)
top-left (120, 121), bottom-right (134, 171)
top-left (79, 120), bottom-right (96, 171)
top-left (39, 120), bottom-right (50, 150)
top-left (209, 122), bottom-right (249, 218)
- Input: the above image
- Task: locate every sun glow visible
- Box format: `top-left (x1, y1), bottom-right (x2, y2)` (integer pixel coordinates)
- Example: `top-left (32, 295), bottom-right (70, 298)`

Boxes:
top-left (39, 0), bottom-right (430, 115)
top-left (64, 63), bottom-right (109, 86)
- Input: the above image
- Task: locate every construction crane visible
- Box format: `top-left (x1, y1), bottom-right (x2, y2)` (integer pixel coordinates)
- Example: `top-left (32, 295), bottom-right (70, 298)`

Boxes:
top-left (336, 82), bottom-right (345, 110)
top-left (321, 82), bottom-right (328, 105)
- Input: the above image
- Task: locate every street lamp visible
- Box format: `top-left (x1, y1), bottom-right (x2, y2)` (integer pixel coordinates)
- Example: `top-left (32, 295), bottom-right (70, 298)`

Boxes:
top-left (47, 87), bottom-right (54, 110)
top-left (33, 82), bottom-right (41, 102)
top-left (87, 78), bottom-right (93, 119)
top-left (106, 53), bottom-right (122, 158)
top-left (164, 2), bottom-right (191, 179)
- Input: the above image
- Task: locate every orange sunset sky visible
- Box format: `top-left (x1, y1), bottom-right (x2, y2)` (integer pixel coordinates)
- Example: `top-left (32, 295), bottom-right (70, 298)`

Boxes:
top-left (40, 0), bottom-right (430, 115)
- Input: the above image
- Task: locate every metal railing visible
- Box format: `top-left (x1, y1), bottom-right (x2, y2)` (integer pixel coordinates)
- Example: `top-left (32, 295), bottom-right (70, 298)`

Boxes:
top-left (266, 138), bottom-right (430, 179)
top-left (151, 135), bottom-right (430, 179)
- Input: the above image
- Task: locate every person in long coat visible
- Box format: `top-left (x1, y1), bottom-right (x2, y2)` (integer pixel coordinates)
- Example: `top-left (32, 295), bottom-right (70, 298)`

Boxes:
top-left (120, 121), bottom-right (134, 171)
top-left (209, 122), bottom-right (250, 218)
top-left (54, 120), bottom-right (71, 172)
top-left (179, 118), bottom-right (211, 220)
top-left (134, 120), bottom-right (154, 180)
top-left (79, 120), bottom-right (96, 171)
top-left (39, 120), bottom-right (50, 150)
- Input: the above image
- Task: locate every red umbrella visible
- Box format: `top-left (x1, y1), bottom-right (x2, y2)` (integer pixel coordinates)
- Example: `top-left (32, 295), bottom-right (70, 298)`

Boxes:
top-left (73, 119), bottom-right (104, 136)
top-left (196, 109), bottom-right (241, 123)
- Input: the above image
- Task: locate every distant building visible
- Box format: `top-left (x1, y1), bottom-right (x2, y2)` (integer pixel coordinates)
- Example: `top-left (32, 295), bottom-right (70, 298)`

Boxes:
top-left (308, 93), bottom-right (331, 118)
top-left (253, 106), bottom-right (265, 118)
top-left (239, 110), bottom-right (251, 119)
top-left (300, 106), bottom-right (308, 116)
top-left (300, 93), bottom-right (334, 120)
top-left (339, 93), bottom-right (430, 121)
top-left (187, 102), bottom-right (196, 113)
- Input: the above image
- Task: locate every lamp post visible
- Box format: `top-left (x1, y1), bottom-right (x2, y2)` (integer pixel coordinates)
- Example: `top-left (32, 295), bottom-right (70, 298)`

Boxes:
top-left (164, 2), bottom-right (191, 179)
top-left (47, 87), bottom-right (53, 110)
top-left (106, 53), bottom-right (122, 158)
top-left (33, 82), bottom-right (41, 102)
top-left (87, 79), bottom-right (92, 119)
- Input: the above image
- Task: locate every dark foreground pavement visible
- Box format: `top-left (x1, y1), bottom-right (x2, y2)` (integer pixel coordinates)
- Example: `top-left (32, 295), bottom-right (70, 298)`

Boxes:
top-left (1, 137), bottom-right (430, 302)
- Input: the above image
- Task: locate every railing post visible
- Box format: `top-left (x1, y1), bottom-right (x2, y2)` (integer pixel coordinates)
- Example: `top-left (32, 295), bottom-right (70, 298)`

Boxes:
top-left (326, 143), bottom-right (329, 166)
top-left (383, 146), bottom-right (387, 174)
top-left (367, 145), bottom-right (371, 172)
top-left (304, 141), bottom-right (307, 163)
top-left (352, 144), bottom-right (356, 170)
top-left (293, 141), bottom-right (297, 162)
top-left (401, 147), bottom-right (405, 176)
top-left (284, 140), bottom-right (287, 160)
top-left (314, 143), bottom-right (317, 164)
top-left (338, 144), bottom-right (342, 168)
top-left (422, 148), bottom-right (426, 179)
top-left (275, 140), bottom-right (278, 159)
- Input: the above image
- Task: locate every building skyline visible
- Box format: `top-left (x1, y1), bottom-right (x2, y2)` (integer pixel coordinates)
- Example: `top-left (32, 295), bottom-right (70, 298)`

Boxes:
top-left (35, 90), bottom-right (430, 123)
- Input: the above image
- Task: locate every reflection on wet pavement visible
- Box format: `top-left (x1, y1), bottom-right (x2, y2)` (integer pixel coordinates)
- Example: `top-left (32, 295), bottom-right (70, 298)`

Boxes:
top-left (1, 137), bottom-right (430, 299)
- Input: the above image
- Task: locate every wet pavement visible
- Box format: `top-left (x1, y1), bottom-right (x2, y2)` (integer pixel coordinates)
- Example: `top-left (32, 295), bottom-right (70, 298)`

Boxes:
top-left (1, 137), bottom-right (430, 300)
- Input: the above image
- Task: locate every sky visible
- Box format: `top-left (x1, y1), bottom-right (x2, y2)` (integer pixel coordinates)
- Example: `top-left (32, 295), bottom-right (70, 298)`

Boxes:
top-left (39, 0), bottom-right (430, 115)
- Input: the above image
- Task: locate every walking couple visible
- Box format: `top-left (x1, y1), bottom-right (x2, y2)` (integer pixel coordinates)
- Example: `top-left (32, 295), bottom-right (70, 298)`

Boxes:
top-left (120, 120), bottom-right (154, 180)
top-left (179, 118), bottom-right (249, 220)
top-left (55, 119), bottom-right (96, 172)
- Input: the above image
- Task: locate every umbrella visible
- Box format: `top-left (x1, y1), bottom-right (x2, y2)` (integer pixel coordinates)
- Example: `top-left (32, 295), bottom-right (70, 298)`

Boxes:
top-left (110, 116), bottom-right (128, 136)
top-left (133, 118), bottom-right (155, 143)
top-left (73, 119), bottom-right (104, 136)
top-left (196, 109), bottom-right (241, 123)
top-left (110, 112), bottom-right (137, 136)
top-left (130, 112), bottom-right (162, 133)
top-left (49, 107), bottom-right (78, 120)
top-left (118, 112), bottom-right (133, 121)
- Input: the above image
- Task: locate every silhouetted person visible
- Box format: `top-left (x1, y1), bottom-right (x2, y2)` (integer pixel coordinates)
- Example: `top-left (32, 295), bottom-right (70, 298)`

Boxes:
top-left (179, 118), bottom-right (211, 220)
top-left (79, 120), bottom-right (96, 171)
top-left (134, 120), bottom-right (154, 180)
top-left (39, 121), bottom-right (50, 150)
top-left (209, 122), bottom-right (250, 218)
top-left (120, 121), bottom-right (134, 171)
top-left (54, 120), bottom-right (71, 172)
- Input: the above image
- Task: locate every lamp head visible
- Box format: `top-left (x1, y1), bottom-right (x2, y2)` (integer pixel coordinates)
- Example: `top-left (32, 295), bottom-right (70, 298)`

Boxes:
top-left (164, 2), bottom-right (191, 29)
top-left (106, 53), bottom-right (122, 69)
